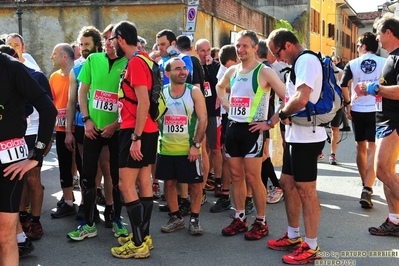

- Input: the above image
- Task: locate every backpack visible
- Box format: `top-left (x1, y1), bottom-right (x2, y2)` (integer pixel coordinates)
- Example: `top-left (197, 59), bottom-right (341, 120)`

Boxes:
top-left (120, 54), bottom-right (167, 122)
top-left (289, 50), bottom-right (342, 127)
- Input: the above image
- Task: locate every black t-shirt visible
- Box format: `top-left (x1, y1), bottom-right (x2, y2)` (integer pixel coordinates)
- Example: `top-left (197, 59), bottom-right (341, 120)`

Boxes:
top-left (0, 53), bottom-right (56, 162)
top-left (191, 56), bottom-right (204, 90)
top-left (376, 47), bottom-right (399, 125)
top-left (201, 61), bottom-right (221, 117)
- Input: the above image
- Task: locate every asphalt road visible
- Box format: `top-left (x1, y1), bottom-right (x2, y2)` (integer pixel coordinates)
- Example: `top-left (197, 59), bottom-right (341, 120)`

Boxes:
top-left (19, 129), bottom-right (399, 266)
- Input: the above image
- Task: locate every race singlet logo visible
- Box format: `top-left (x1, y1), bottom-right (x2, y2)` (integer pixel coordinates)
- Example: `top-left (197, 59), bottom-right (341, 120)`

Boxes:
top-left (56, 108), bottom-right (67, 127)
top-left (163, 115), bottom-right (188, 134)
top-left (0, 137), bottom-right (29, 164)
top-left (229, 97), bottom-right (250, 117)
top-left (93, 90), bottom-right (118, 113)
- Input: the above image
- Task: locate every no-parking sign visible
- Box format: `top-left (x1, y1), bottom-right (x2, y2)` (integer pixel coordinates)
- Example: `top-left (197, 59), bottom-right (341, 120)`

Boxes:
top-left (185, 5), bottom-right (198, 32)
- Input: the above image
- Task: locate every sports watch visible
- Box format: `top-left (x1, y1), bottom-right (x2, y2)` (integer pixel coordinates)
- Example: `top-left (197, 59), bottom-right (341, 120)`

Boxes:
top-left (131, 133), bottom-right (141, 141)
top-left (266, 120), bottom-right (274, 128)
top-left (192, 142), bottom-right (201, 149)
top-left (82, 115), bottom-right (91, 123)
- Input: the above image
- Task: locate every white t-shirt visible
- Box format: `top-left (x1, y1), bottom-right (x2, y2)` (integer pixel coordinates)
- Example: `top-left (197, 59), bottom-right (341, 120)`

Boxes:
top-left (342, 53), bottom-right (386, 112)
top-left (217, 65), bottom-right (229, 115)
top-left (285, 53), bottom-right (326, 143)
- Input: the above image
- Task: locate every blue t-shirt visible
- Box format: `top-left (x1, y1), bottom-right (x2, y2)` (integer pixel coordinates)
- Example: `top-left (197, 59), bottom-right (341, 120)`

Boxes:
top-left (160, 53), bottom-right (193, 85)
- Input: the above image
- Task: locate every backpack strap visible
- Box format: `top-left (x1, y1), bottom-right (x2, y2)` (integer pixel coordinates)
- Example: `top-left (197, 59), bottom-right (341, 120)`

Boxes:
top-left (120, 54), bottom-right (153, 105)
top-left (290, 50), bottom-right (321, 84)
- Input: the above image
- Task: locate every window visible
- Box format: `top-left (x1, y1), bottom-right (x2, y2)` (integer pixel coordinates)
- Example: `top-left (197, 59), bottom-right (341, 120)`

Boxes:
top-left (328, 23), bottom-right (335, 39)
top-left (322, 20), bottom-right (325, 36)
top-left (311, 8), bottom-right (320, 34)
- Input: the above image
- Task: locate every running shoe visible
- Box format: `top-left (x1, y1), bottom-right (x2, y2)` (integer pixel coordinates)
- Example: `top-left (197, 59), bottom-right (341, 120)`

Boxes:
top-left (26, 221), bottom-right (43, 240)
top-left (222, 217), bottom-right (248, 236)
top-left (359, 189), bottom-right (373, 208)
top-left (159, 204), bottom-right (170, 212)
top-left (51, 203), bottom-right (76, 218)
top-left (267, 232), bottom-right (303, 251)
top-left (112, 218), bottom-right (129, 237)
top-left (317, 153), bottom-right (324, 161)
top-left (161, 214), bottom-right (185, 233)
top-left (267, 186), bottom-right (284, 204)
top-left (152, 183), bottom-right (161, 199)
top-left (189, 217), bottom-right (203, 235)
top-left (329, 154), bottom-right (338, 165)
top-left (369, 218), bottom-right (399, 236)
top-left (18, 238), bottom-right (34, 257)
top-left (210, 197), bottom-right (232, 213)
top-left (67, 222), bottom-right (97, 241)
top-left (111, 240), bottom-right (150, 259)
top-left (245, 197), bottom-right (254, 215)
top-left (282, 242), bottom-right (321, 265)
top-left (118, 233), bottom-right (154, 250)
top-left (244, 220), bottom-right (268, 240)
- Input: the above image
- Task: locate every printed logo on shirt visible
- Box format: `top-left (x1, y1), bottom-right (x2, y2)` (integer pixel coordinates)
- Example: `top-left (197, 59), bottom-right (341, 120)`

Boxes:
top-left (361, 59), bottom-right (377, 74)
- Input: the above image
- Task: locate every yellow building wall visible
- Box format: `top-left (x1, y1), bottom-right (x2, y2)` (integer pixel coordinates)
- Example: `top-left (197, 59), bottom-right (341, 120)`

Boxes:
top-left (310, 0), bottom-right (337, 56)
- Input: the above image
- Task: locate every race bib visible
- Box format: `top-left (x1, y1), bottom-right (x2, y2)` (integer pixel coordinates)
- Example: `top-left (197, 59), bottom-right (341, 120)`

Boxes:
top-left (0, 138), bottom-right (29, 164)
top-left (56, 108), bottom-right (67, 127)
top-left (163, 115), bottom-right (188, 134)
top-left (375, 95), bottom-right (383, 112)
top-left (229, 97), bottom-right (251, 117)
top-left (204, 82), bottom-right (212, 97)
top-left (93, 90), bottom-right (118, 113)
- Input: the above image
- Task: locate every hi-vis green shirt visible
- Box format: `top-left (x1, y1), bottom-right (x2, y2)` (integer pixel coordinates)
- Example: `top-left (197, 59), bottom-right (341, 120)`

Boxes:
top-left (229, 63), bottom-right (270, 122)
top-left (78, 53), bottom-right (127, 130)
top-left (158, 84), bottom-right (199, 156)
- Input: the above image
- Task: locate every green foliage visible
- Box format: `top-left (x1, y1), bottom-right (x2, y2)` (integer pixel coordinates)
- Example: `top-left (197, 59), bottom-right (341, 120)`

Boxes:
top-left (274, 19), bottom-right (293, 31)
top-left (274, 18), bottom-right (305, 45)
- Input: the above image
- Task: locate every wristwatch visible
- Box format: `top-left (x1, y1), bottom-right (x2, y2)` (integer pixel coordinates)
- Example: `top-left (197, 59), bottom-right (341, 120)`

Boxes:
top-left (131, 133), bottom-right (141, 141)
top-left (374, 84), bottom-right (380, 95)
top-left (82, 115), bottom-right (91, 123)
top-left (35, 141), bottom-right (46, 150)
top-left (192, 142), bottom-right (201, 149)
top-left (278, 110), bottom-right (288, 120)
top-left (266, 120), bottom-right (274, 128)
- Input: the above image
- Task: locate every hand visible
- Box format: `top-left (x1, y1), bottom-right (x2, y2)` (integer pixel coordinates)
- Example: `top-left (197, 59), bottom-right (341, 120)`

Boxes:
top-left (84, 120), bottom-right (99, 140)
top-left (129, 141), bottom-right (143, 161)
top-left (354, 83), bottom-right (364, 99)
top-left (3, 159), bottom-right (38, 181)
top-left (249, 121), bottom-right (270, 134)
top-left (346, 105), bottom-right (352, 120)
top-left (188, 146), bottom-right (201, 162)
top-left (100, 123), bottom-right (117, 139)
top-left (64, 132), bottom-right (75, 152)
top-left (205, 55), bottom-right (213, 65)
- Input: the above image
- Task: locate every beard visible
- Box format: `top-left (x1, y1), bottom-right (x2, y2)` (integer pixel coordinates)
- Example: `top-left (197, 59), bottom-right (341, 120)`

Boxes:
top-left (81, 46), bottom-right (98, 59)
top-left (115, 44), bottom-right (125, 58)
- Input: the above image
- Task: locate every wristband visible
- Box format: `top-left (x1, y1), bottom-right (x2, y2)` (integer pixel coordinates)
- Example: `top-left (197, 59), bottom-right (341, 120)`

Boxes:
top-left (366, 83), bottom-right (379, 96)
top-left (344, 101), bottom-right (351, 106)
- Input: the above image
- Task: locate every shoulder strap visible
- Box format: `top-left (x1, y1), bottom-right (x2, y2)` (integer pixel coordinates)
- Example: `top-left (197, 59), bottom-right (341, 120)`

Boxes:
top-left (290, 50), bottom-right (322, 84)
